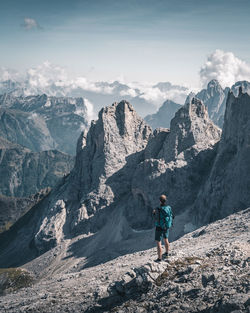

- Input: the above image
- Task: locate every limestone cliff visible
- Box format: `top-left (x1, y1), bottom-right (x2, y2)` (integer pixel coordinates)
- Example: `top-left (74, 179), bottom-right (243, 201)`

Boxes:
top-left (192, 88), bottom-right (250, 224)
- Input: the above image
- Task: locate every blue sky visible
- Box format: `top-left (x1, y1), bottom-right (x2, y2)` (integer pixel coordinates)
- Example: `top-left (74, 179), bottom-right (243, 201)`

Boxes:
top-left (1, 0), bottom-right (250, 86)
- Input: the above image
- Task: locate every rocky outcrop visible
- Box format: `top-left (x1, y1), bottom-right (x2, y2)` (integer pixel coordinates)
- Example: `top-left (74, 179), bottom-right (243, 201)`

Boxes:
top-left (196, 79), bottom-right (229, 128)
top-left (192, 89), bottom-right (250, 224)
top-left (144, 99), bottom-right (182, 129)
top-left (0, 137), bottom-right (74, 197)
top-left (0, 94), bottom-right (91, 155)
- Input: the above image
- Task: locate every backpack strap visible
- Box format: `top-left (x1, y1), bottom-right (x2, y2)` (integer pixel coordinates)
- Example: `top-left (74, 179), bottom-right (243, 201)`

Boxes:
top-left (158, 206), bottom-right (168, 230)
top-left (157, 207), bottom-right (161, 225)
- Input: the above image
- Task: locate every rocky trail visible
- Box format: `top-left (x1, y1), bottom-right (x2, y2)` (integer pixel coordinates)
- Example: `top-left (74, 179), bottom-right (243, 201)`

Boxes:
top-left (0, 208), bottom-right (249, 313)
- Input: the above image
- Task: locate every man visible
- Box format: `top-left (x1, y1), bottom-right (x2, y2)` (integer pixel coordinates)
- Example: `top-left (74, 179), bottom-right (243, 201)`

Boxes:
top-left (153, 194), bottom-right (173, 262)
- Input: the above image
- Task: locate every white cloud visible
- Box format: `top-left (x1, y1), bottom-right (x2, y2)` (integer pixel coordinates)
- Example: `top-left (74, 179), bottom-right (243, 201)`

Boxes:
top-left (120, 88), bottom-right (138, 97)
top-left (21, 18), bottom-right (42, 30)
top-left (83, 98), bottom-right (95, 123)
top-left (27, 61), bottom-right (69, 89)
top-left (138, 87), bottom-right (190, 107)
top-left (22, 62), bottom-right (115, 95)
top-left (200, 49), bottom-right (250, 88)
top-left (0, 67), bottom-right (22, 81)
top-left (0, 62), bottom-right (190, 106)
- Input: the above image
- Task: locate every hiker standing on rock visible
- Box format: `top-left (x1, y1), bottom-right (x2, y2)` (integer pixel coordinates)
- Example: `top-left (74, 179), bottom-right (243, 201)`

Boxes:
top-left (153, 194), bottom-right (173, 262)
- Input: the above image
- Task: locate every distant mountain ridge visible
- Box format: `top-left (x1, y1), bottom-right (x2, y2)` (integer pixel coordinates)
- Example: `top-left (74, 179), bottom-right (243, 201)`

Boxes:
top-left (144, 99), bottom-right (182, 129)
top-left (0, 78), bottom-right (190, 117)
top-left (0, 94), bottom-right (91, 155)
top-left (145, 80), bottom-right (250, 130)
top-left (196, 80), bottom-right (250, 128)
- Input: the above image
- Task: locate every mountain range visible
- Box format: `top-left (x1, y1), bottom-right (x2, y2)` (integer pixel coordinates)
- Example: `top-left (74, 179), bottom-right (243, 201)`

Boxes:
top-left (1, 88), bottom-right (249, 270)
top-left (0, 77), bottom-right (190, 117)
top-left (144, 80), bottom-right (250, 130)
top-left (0, 94), bottom-right (92, 155)
top-left (0, 83), bottom-right (249, 312)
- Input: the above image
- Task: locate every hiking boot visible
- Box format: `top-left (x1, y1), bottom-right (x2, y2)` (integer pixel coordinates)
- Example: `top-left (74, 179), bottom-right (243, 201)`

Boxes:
top-left (162, 252), bottom-right (169, 259)
top-left (154, 258), bottom-right (162, 263)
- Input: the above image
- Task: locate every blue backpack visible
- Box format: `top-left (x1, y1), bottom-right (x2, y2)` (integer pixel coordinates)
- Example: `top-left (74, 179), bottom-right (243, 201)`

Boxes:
top-left (157, 206), bottom-right (173, 230)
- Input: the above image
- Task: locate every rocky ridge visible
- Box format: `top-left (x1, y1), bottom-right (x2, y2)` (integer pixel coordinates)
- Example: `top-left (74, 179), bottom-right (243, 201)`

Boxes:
top-left (0, 208), bottom-right (249, 313)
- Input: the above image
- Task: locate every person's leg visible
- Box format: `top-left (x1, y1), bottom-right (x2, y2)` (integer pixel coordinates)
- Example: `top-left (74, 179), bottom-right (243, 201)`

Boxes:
top-left (163, 238), bottom-right (170, 254)
top-left (155, 228), bottom-right (163, 260)
top-left (156, 240), bottom-right (162, 260)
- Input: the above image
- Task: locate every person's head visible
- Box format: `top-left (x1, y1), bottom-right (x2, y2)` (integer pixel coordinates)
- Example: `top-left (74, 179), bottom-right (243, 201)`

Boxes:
top-left (159, 194), bottom-right (167, 205)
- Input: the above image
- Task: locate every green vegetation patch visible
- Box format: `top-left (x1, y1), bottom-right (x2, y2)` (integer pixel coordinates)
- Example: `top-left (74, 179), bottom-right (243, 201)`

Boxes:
top-left (0, 268), bottom-right (34, 295)
top-left (0, 221), bottom-right (13, 234)
top-left (156, 256), bottom-right (204, 286)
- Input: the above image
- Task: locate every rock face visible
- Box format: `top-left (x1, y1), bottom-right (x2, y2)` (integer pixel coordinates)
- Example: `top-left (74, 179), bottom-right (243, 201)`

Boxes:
top-left (144, 100), bottom-right (182, 129)
top-left (0, 94), bottom-right (92, 155)
top-left (0, 189), bottom-right (50, 233)
top-left (196, 79), bottom-right (229, 128)
top-left (192, 89), bottom-right (250, 225)
top-left (129, 97), bottom-right (221, 235)
top-left (0, 137), bottom-right (74, 197)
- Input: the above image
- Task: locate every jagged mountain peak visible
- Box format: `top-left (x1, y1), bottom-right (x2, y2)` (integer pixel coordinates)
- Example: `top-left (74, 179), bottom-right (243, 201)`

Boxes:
top-left (98, 100), bottom-right (135, 121)
top-left (157, 97), bottom-right (221, 162)
top-left (75, 100), bottom-right (152, 181)
top-left (196, 80), bottom-right (229, 128)
top-left (184, 97), bottom-right (208, 118)
top-left (207, 79), bottom-right (222, 89)
top-left (231, 80), bottom-right (250, 96)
